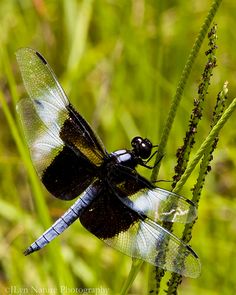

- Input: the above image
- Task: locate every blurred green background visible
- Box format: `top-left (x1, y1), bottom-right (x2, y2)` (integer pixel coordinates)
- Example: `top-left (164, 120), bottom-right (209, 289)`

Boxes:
top-left (0, 1), bottom-right (236, 294)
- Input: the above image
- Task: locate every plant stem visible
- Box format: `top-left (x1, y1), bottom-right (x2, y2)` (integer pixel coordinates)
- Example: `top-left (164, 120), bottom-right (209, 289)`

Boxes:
top-left (120, 259), bottom-right (143, 295)
top-left (151, 0), bottom-right (223, 182)
top-left (166, 82), bottom-right (228, 294)
top-left (173, 95), bottom-right (236, 195)
top-left (148, 2), bottom-right (222, 294)
top-left (172, 24), bottom-right (217, 188)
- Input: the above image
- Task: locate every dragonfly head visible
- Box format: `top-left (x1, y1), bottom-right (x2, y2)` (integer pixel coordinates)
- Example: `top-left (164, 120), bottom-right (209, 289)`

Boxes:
top-left (131, 136), bottom-right (153, 160)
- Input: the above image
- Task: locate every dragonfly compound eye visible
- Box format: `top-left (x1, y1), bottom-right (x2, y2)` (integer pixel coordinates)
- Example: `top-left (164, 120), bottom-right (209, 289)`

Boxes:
top-left (131, 137), bottom-right (152, 159)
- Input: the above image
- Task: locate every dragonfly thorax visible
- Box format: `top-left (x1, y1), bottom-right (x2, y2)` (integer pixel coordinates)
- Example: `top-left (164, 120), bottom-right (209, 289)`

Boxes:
top-left (109, 149), bottom-right (134, 168)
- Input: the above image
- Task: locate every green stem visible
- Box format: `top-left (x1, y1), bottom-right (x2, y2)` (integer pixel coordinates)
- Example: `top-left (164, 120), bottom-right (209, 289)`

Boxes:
top-left (173, 96), bottom-right (236, 194)
top-left (151, 0), bottom-right (223, 182)
top-left (148, 1), bottom-right (222, 293)
top-left (166, 83), bottom-right (229, 294)
top-left (120, 259), bottom-right (143, 295)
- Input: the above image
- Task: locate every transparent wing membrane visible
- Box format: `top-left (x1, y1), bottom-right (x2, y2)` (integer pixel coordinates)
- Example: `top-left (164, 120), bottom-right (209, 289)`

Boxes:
top-left (16, 48), bottom-right (69, 107)
top-left (104, 218), bottom-right (200, 278)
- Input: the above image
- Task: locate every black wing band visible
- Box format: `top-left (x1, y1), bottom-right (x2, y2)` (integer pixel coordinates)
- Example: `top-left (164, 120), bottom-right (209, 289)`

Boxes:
top-left (16, 48), bottom-right (108, 200)
top-left (111, 164), bottom-right (197, 224)
top-left (79, 182), bottom-right (200, 278)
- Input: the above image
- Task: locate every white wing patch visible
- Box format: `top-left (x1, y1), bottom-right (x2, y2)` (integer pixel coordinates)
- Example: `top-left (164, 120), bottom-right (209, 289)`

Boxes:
top-left (17, 98), bottom-right (64, 176)
top-left (131, 187), bottom-right (197, 224)
top-left (16, 48), bottom-right (72, 176)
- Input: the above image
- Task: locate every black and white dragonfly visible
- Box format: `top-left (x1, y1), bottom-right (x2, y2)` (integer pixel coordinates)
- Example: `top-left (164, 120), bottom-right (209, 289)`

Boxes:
top-left (16, 48), bottom-right (200, 278)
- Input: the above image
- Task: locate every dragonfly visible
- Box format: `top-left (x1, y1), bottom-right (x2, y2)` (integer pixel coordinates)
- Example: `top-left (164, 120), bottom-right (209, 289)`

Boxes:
top-left (16, 47), bottom-right (201, 278)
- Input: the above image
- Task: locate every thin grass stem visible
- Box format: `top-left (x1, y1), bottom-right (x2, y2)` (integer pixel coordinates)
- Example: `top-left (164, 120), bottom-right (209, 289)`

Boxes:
top-left (151, 0), bottom-right (223, 182)
top-left (120, 259), bottom-right (143, 295)
top-left (173, 95), bottom-right (236, 194)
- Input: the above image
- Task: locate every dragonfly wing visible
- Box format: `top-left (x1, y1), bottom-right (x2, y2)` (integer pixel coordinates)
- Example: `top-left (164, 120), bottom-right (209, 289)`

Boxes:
top-left (79, 184), bottom-right (200, 278)
top-left (113, 166), bottom-right (197, 223)
top-left (105, 218), bottom-right (201, 278)
top-left (16, 48), bottom-right (108, 199)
